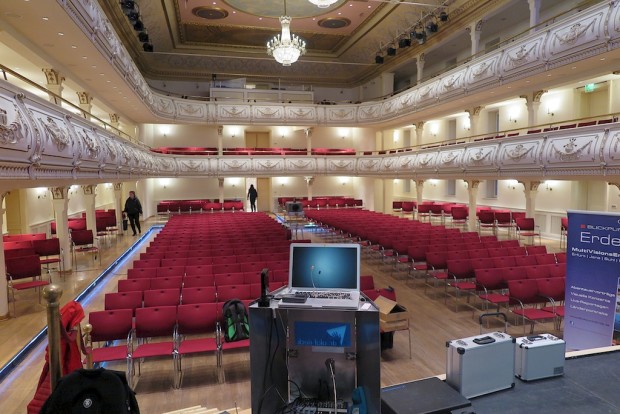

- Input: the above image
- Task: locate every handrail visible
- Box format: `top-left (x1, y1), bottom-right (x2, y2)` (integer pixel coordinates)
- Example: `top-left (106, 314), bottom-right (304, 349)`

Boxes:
top-left (0, 64), bottom-right (136, 142)
top-left (387, 111), bottom-right (620, 153)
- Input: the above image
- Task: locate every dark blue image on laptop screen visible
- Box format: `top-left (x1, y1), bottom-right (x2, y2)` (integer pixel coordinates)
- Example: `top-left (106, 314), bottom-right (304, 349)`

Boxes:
top-left (290, 244), bottom-right (360, 290)
top-left (294, 321), bottom-right (352, 347)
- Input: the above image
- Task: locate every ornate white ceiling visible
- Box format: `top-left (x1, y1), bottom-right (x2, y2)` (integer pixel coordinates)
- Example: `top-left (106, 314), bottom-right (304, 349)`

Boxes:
top-left (97, 0), bottom-right (479, 87)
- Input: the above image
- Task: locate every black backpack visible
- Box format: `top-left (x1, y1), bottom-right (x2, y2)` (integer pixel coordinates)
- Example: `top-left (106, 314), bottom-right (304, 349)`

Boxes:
top-left (40, 368), bottom-right (139, 414)
top-left (222, 299), bottom-right (250, 342)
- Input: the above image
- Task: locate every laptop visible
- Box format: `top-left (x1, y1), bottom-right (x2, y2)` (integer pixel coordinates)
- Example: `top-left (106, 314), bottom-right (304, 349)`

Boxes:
top-left (278, 243), bottom-right (361, 309)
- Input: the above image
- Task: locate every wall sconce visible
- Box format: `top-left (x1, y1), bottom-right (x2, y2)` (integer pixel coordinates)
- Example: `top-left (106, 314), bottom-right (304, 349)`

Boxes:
top-left (340, 177), bottom-right (349, 186)
top-left (506, 179), bottom-right (518, 190)
top-left (160, 126), bottom-right (170, 137)
top-left (547, 107), bottom-right (554, 117)
top-left (393, 130), bottom-right (399, 143)
top-left (544, 180), bottom-right (557, 191)
top-left (160, 178), bottom-right (171, 189)
top-left (428, 179), bottom-right (438, 187)
top-left (463, 117), bottom-right (471, 131)
top-left (429, 124), bottom-right (439, 137)
top-left (508, 115), bottom-right (518, 123)
top-left (36, 187), bottom-right (48, 199)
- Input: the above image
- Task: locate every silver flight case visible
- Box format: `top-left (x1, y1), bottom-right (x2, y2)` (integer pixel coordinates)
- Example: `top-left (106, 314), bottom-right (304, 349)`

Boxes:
top-left (515, 333), bottom-right (566, 381)
top-left (446, 331), bottom-right (515, 398)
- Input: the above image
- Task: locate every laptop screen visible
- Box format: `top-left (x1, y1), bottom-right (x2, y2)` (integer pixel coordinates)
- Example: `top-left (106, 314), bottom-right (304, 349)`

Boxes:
top-left (289, 243), bottom-right (360, 290)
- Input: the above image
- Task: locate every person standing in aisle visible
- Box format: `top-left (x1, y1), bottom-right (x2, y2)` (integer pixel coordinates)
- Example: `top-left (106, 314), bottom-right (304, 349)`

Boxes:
top-left (247, 184), bottom-right (258, 212)
top-left (123, 190), bottom-right (143, 235)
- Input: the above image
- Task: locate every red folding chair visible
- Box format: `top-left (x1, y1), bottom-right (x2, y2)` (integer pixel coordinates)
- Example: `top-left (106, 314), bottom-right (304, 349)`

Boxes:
top-left (130, 306), bottom-right (178, 388)
top-left (6, 255), bottom-right (48, 316)
top-left (86, 309), bottom-right (133, 379)
top-left (174, 303), bottom-right (221, 388)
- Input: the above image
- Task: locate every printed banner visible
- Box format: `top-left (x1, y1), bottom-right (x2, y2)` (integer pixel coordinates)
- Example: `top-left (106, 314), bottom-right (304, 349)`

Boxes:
top-left (564, 210), bottom-right (620, 350)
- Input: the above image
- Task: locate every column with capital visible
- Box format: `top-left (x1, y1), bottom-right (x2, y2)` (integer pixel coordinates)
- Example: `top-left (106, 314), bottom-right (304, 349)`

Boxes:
top-left (415, 180), bottom-right (425, 219)
top-left (466, 20), bottom-right (483, 56)
top-left (42, 68), bottom-right (64, 105)
top-left (520, 181), bottom-right (541, 220)
top-left (51, 187), bottom-right (73, 272)
top-left (521, 90), bottom-right (546, 128)
top-left (305, 176), bottom-right (314, 201)
top-left (416, 54), bottom-right (425, 84)
top-left (218, 178), bottom-right (225, 204)
top-left (113, 183), bottom-right (124, 234)
top-left (414, 122), bottom-right (424, 147)
top-left (467, 106), bottom-right (483, 137)
top-left (76, 91), bottom-right (93, 120)
top-left (82, 185), bottom-right (97, 240)
top-left (0, 189), bottom-right (11, 319)
top-left (217, 126), bottom-right (223, 156)
top-left (528, 0), bottom-right (541, 30)
top-left (465, 180), bottom-right (480, 232)
top-left (305, 128), bottom-right (313, 155)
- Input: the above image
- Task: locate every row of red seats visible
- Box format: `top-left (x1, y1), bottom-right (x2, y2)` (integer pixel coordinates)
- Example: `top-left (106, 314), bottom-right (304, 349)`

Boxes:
top-left (130, 260), bottom-right (288, 278)
top-left (278, 197), bottom-right (362, 209)
top-left (151, 146), bottom-right (357, 156)
top-left (123, 271), bottom-right (288, 290)
top-left (157, 200), bottom-right (244, 214)
top-left (88, 302), bottom-right (246, 389)
top-left (127, 262), bottom-right (289, 280)
top-left (140, 250), bottom-right (289, 262)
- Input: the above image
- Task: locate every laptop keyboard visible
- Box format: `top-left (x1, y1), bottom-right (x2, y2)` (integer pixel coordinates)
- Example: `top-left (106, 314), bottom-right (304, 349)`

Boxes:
top-left (296, 291), bottom-right (352, 300)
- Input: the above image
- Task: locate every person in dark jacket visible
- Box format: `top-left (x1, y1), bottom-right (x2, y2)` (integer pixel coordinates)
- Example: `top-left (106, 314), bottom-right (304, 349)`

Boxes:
top-left (247, 184), bottom-right (258, 212)
top-left (123, 191), bottom-right (143, 235)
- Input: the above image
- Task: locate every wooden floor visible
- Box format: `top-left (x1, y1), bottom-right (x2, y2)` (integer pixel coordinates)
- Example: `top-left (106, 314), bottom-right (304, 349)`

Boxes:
top-left (0, 214), bottom-right (564, 413)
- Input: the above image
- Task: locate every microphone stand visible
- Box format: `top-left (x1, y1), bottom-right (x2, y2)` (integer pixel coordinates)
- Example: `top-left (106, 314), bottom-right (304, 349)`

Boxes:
top-left (325, 358), bottom-right (337, 414)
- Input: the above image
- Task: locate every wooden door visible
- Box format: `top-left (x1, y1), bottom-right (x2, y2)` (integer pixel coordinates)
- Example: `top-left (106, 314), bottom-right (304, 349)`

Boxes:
top-left (256, 177), bottom-right (271, 212)
top-left (245, 131), bottom-right (270, 149)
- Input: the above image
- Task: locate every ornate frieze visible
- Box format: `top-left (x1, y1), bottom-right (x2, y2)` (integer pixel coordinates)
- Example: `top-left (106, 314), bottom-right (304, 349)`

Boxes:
top-left (287, 158), bottom-right (316, 172)
top-left (42, 116), bottom-right (71, 152)
top-left (0, 104), bottom-right (29, 145)
top-left (255, 159), bottom-right (284, 172)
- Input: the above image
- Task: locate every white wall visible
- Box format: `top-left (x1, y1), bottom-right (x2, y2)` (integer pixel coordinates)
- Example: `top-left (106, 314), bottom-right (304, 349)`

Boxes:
top-left (311, 127), bottom-right (375, 150)
top-left (312, 86), bottom-right (360, 104)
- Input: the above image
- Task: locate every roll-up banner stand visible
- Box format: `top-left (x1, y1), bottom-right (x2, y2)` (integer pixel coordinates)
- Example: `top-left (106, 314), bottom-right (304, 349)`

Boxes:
top-left (564, 210), bottom-right (620, 350)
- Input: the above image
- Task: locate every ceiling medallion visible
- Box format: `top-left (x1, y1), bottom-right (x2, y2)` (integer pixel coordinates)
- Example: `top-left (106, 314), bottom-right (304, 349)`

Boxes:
top-left (317, 17), bottom-right (351, 29)
top-left (307, 0), bottom-right (338, 8)
top-left (192, 6), bottom-right (229, 20)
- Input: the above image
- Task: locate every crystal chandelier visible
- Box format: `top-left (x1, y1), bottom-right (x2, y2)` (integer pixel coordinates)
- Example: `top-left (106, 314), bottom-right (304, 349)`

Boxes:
top-left (267, 8), bottom-right (306, 66)
top-left (307, 0), bottom-right (338, 8)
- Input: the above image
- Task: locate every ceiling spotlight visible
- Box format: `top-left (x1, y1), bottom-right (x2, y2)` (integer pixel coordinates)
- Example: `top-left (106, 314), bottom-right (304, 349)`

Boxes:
top-left (142, 42), bottom-right (153, 52)
top-left (375, 54), bottom-right (384, 64)
top-left (120, 1), bottom-right (135, 13)
top-left (426, 16), bottom-right (439, 33)
top-left (387, 44), bottom-right (396, 56)
top-left (133, 19), bottom-right (144, 31)
top-left (413, 26), bottom-right (425, 40)
top-left (127, 10), bottom-right (139, 21)
top-left (138, 31), bottom-right (149, 42)
top-left (398, 35), bottom-right (411, 48)
top-left (439, 11), bottom-right (448, 22)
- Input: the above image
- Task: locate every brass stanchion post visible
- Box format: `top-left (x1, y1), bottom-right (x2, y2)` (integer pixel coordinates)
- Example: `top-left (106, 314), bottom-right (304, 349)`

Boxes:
top-left (43, 284), bottom-right (63, 390)
top-left (83, 323), bottom-right (93, 369)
